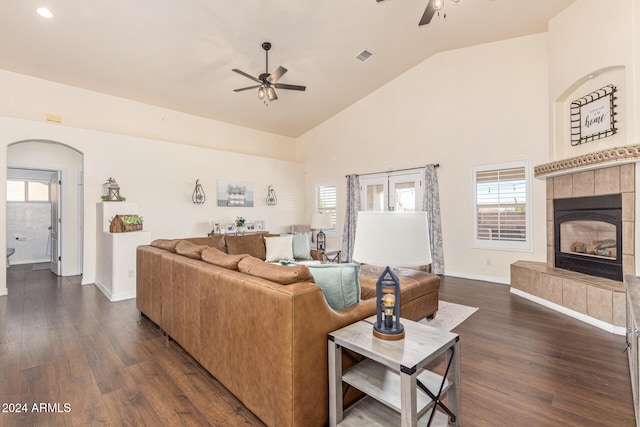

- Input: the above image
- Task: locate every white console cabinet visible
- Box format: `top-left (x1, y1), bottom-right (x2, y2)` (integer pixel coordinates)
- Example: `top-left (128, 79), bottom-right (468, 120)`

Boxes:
top-left (95, 202), bottom-right (150, 301)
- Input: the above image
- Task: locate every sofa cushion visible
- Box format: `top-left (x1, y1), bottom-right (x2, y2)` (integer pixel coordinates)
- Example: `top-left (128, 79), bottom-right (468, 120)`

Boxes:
top-left (201, 247), bottom-right (247, 270)
top-left (175, 240), bottom-right (209, 259)
top-left (264, 235), bottom-right (294, 262)
top-left (150, 238), bottom-right (181, 252)
top-left (225, 233), bottom-right (268, 259)
top-left (238, 256), bottom-right (314, 285)
top-left (292, 233), bottom-right (313, 260)
top-left (185, 235), bottom-right (226, 252)
top-left (307, 263), bottom-right (361, 310)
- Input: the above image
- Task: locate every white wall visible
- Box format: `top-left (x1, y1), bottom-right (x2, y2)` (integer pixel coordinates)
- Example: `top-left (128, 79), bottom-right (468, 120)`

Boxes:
top-left (0, 69), bottom-right (299, 162)
top-left (0, 116), bottom-right (306, 296)
top-left (549, 0), bottom-right (637, 158)
top-left (300, 34), bottom-right (551, 284)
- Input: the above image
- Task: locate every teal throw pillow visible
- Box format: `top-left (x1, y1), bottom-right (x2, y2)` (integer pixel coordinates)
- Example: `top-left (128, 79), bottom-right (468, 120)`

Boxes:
top-left (307, 263), bottom-right (360, 310)
top-left (292, 233), bottom-right (312, 260)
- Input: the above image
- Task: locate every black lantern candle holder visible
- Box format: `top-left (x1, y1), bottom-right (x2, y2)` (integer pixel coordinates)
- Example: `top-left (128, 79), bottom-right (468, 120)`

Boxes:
top-left (373, 266), bottom-right (405, 340)
top-left (107, 178), bottom-right (120, 202)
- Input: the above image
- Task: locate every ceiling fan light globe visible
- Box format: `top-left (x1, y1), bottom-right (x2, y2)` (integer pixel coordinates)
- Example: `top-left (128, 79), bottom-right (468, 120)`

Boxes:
top-left (266, 87), bottom-right (276, 101)
top-left (258, 87), bottom-right (265, 99)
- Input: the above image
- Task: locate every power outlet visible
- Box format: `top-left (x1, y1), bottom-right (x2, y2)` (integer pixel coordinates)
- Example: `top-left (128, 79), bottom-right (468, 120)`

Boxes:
top-left (485, 258), bottom-right (492, 266)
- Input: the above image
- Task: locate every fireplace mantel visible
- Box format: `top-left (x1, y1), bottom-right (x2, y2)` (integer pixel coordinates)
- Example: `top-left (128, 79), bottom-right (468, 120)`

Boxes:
top-left (535, 144), bottom-right (640, 178)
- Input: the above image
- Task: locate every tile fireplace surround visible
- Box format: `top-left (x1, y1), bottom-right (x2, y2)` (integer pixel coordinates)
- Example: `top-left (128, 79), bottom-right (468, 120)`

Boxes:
top-left (511, 145), bottom-right (640, 335)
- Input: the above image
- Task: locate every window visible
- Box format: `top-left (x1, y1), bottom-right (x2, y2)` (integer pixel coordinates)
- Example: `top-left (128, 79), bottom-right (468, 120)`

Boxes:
top-left (7, 180), bottom-right (50, 202)
top-left (473, 160), bottom-right (531, 251)
top-left (315, 183), bottom-right (337, 230)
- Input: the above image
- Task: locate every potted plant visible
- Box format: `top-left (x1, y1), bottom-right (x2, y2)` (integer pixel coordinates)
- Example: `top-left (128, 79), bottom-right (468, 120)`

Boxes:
top-left (235, 216), bottom-right (246, 235)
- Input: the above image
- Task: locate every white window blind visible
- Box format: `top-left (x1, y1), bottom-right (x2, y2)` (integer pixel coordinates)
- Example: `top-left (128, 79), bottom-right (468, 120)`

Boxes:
top-left (28, 182), bottom-right (50, 202)
top-left (316, 184), bottom-right (337, 229)
top-left (7, 180), bottom-right (26, 202)
top-left (473, 160), bottom-right (531, 251)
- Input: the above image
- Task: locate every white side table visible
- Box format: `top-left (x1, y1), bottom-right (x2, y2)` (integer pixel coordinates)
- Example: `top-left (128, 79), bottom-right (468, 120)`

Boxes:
top-left (328, 316), bottom-right (460, 427)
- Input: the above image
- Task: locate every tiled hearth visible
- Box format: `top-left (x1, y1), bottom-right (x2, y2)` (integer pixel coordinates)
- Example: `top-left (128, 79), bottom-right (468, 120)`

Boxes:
top-left (511, 146), bottom-right (638, 334)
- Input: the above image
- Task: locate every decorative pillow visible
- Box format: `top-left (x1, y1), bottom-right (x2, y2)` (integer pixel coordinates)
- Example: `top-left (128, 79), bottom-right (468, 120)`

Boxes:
top-left (175, 240), bottom-right (209, 259)
top-left (307, 263), bottom-right (361, 310)
top-left (201, 247), bottom-right (247, 270)
top-left (150, 239), bottom-right (181, 252)
top-left (238, 256), bottom-right (314, 285)
top-left (225, 233), bottom-right (267, 260)
top-left (292, 233), bottom-right (312, 260)
top-left (264, 235), bottom-right (294, 262)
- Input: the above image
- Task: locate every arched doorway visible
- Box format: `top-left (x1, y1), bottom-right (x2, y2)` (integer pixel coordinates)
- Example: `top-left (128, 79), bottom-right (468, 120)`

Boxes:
top-left (6, 140), bottom-right (84, 277)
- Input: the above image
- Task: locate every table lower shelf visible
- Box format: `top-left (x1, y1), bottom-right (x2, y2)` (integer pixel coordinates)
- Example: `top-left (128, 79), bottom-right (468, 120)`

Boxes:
top-left (339, 396), bottom-right (451, 427)
top-left (342, 359), bottom-right (452, 419)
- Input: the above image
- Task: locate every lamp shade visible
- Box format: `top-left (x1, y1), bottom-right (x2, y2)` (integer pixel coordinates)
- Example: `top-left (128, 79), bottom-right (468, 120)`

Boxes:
top-left (311, 213), bottom-right (332, 230)
top-left (352, 211), bottom-right (432, 267)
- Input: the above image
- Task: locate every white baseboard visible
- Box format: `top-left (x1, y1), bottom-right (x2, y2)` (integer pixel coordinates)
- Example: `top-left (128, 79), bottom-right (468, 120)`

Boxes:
top-left (11, 258), bottom-right (50, 265)
top-left (510, 287), bottom-right (626, 336)
top-left (94, 281), bottom-right (135, 302)
top-left (444, 271), bottom-right (510, 285)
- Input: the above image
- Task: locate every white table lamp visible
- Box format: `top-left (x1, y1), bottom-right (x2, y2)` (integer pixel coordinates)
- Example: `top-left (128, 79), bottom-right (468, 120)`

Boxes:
top-left (352, 211), bottom-right (432, 340)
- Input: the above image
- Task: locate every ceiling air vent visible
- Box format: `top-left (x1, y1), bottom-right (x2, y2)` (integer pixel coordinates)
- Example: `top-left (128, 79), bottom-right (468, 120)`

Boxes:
top-left (356, 50), bottom-right (374, 62)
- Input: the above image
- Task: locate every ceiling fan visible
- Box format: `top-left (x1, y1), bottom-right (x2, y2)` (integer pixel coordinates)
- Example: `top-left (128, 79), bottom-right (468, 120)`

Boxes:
top-left (376, 0), bottom-right (460, 26)
top-left (232, 42), bottom-right (306, 102)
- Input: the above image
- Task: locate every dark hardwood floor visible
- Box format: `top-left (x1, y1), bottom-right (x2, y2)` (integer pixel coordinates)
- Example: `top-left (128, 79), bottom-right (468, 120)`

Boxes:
top-left (0, 265), bottom-right (635, 426)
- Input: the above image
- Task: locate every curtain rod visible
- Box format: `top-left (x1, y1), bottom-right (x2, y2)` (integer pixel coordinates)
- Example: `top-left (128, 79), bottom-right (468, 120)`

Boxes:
top-left (345, 164), bottom-right (439, 178)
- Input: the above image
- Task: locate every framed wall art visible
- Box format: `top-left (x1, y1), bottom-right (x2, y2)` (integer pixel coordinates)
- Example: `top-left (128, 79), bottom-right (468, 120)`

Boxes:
top-left (570, 84), bottom-right (617, 146)
top-left (217, 180), bottom-right (255, 207)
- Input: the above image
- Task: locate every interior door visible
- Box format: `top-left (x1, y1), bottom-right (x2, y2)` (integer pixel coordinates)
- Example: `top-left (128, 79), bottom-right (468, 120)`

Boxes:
top-left (50, 172), bottom-right (61, 276)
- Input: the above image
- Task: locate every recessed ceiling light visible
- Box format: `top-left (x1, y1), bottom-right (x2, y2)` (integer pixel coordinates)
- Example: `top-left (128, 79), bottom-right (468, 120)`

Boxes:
top-left (36, 7), bottom-right (54, 19)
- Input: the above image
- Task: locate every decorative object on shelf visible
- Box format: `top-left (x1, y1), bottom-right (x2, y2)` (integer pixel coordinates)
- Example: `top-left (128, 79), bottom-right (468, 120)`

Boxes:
top-left (311, 213), bottom-right (332, 250)
top-left (225, 222), bottom-right (237, 234)
top-left (235, 216), bottom-right (246, 235)
top-left (218, 180), bottom-right (254, 207)
top-left (256, 220), bottom-right (265, 231)
top-left (266, 185), bottom-right (278, 206)
top-left (192, 179), bottom-right (206, 205)
top-left (211, 221), bottom-right (223, 235)
top-left (570, 84), bottom-right (617, 146)
top-left (109, 214), bottom-right (143, 233)
top-left (352, 211), bottom-right (432, 340)
top-left (102, 178), bottom-right (126, 202)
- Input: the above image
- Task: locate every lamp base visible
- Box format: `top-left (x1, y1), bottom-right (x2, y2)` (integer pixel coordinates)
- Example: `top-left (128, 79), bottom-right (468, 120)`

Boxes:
top-left (373, 322), bottom-right (405, 341)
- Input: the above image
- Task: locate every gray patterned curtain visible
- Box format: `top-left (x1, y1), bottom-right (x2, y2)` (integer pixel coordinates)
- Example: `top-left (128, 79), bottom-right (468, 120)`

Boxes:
top-left (423, 165), bottom-right (445, 274)
top-left (341, 174), bottom-right (361, 262)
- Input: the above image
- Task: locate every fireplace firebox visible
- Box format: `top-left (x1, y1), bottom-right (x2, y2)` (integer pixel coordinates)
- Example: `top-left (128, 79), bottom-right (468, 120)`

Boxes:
top-left (554, 194), bottom-right (622, 281)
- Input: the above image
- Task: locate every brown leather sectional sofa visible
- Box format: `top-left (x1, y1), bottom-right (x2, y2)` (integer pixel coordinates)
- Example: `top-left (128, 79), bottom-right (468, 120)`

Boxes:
top-left (136, 233), bottom-right (439, 426)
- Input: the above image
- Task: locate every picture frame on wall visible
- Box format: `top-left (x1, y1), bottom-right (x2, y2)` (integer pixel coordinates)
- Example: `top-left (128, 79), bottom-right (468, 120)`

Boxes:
top-left (570, 84), bottom-right (617, 146)
top-left (217, 180), bottom-right (255, 207)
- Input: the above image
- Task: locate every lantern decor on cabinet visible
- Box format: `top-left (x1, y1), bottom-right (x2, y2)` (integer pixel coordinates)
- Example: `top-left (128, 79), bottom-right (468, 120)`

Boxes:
top-left (266, 185), bottom-right (278, 206)
top-left (192, 179), bottom-right (206, 205)
top-left (352, 211), bottom-right (432, 340)
top-left (101, 178), bottom-right (124, 202)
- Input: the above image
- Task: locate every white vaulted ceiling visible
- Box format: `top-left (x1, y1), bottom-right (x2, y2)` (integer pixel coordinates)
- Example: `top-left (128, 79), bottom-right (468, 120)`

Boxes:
top-left (0, 0), bottom-right (575, 137)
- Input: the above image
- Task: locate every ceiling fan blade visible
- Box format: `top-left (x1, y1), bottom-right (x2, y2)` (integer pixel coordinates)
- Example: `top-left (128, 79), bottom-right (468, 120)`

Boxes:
top-left (267, 66), bottom-right (288, 84)
top-left (233, 85), bottom-right (261, 92)
top-left (274, 83), bottom-right (306, 91)
top-left (419, 0), bottom-right (437, 26)
top-left (232, 68), bottom-right (261, 83)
